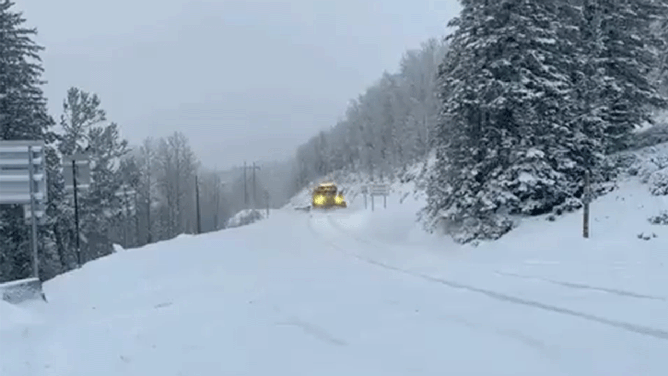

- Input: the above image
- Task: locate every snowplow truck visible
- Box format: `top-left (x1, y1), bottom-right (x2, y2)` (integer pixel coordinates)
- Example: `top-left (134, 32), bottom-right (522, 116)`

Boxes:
top-left (312, 182), bottom-right (347, 209)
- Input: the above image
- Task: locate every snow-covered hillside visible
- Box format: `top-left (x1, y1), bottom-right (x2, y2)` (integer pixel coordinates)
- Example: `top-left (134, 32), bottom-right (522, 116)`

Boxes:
top-left (2, 143), bottom-right (668, 376)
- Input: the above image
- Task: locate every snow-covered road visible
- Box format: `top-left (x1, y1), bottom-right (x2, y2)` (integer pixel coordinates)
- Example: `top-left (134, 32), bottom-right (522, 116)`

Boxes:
top-left (2, 189), bottom-right (668, 375)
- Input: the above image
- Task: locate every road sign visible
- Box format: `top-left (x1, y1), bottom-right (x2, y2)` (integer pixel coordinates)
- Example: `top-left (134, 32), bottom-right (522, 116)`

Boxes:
top-left (63, 154), bottom-right (91, 191)
top-left (0, 140), bottom-right (47, 205)
top-left (369, 184), bottom-right (390, 196)
top-left (0, 140), bottom-right (47, 280)
top-left (365, 183), bottom-right (390, 211)
top-left (62, 152), bottom-right (90, 268)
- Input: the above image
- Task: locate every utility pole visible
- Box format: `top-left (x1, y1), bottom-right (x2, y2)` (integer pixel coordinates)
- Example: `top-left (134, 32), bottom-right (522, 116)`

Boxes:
top-left (134, 191), bottom-right (140, 247)
top-left (581, 0), bottom-right (599, 239)
top-left (195, 174), bottom-right (202, 234)
top-left (243, 161), bottom-right (248, 207)
top-left (252, 162), bottom-right (257, 209)
top-left (214, 173), bottom-right (220, 229)
top-left (243, 162), bottom-right (261, 210)
top-left (73, 159), bottom-right (81, 266)
top-left (123, 184), bottom-right (129, 247)
top-left (146, 166), bottom-right (152, 244)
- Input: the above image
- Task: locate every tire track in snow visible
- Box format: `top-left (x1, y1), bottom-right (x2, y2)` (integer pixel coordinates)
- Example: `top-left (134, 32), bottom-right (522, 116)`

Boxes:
top-left (324, 213), bottom-right (666, 302)
top-left (494, 271), bottom-right (667, 301)
top-left (313, 215), bottom-right (668, 341)
top-left (276, 318), bottom-right (348, 347)
top-left (305, 216), bottom-right (561, 356)
top-left (305, 216), bottom-right (564, 362)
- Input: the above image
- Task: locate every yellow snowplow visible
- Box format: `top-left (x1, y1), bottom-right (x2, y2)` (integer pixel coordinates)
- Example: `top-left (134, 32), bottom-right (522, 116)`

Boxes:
top-left (312, 182), bottom-right (347, 209)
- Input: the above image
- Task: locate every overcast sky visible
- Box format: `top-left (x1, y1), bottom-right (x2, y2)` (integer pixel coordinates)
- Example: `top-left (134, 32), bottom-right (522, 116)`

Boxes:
top-left (18, 0), bottom-right (460, 169)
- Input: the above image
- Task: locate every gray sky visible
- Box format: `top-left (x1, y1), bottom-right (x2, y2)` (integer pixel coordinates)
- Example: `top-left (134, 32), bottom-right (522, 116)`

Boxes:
top-left (18, 0), bottom-right (461, 169)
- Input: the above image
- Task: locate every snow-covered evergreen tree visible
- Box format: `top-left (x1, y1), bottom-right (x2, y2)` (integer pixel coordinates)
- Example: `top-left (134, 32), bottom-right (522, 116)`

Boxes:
top-left (595, 0), bottom-right (668, 152)
top-left (648, 7), bottom-right (668, 97)
top-left (58, 87), bottom-right (106, 155)
top-left (80, 121), bottom-right (128, 260)
top-left (58, 87), bottom-right (129, 262)
top-left (41, 144), bottom-right (75, 278)
top-left (426, 0), bottom-right (593, 242)
top-left (0, 0), bottom-right (55, 281)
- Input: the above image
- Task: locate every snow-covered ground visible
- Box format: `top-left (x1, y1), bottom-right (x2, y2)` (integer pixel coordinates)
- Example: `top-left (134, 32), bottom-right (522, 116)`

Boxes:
top-left (2, 148), bottom-right (668, 375)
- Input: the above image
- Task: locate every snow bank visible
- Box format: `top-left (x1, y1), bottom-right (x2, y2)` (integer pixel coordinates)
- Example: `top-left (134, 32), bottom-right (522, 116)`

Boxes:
top-left (226, 208), bottom-right (267, 228)
top-left (0, 277), bottom-right (46, 304)
top-left (618, 142), bottom-right (668, 198)
top-left (325, 161), bottom-right (668, 298)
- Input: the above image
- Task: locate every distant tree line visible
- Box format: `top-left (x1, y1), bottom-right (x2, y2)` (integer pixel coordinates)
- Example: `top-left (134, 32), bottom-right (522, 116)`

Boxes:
top-left (287, 38), bottom-right (448, 194)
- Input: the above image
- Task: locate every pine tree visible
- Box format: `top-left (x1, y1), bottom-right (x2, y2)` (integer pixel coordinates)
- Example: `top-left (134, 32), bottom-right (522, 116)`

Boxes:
top-left (59, 87), bottom-right (106, 155)
top-left (0, 0), bottom-right (53, 141)
top-left (41, 144), bottom-right (73, 278)
top-left (648, 7), bottom-right (668, 97)
top-left (596, 0), bottom-right (668, 152)
top-left (58, 87), bottom-right (128, 262)
top-left (0, 1), bottom-right (55, 281)
top-left (426, 0), bottom-right (589, 242)
top-left (82, 122), bottom-right (129, 258)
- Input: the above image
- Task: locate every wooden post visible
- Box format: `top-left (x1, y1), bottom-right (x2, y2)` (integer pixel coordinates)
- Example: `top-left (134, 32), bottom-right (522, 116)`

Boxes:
top-left (583, 170), bottom-right (590, 238)
top-left (195, 175), bottom-right (201, 234)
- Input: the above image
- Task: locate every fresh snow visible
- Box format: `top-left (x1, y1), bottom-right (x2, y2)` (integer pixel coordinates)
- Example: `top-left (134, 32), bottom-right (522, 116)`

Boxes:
top-left (2, 151), bottom-right (668, 375)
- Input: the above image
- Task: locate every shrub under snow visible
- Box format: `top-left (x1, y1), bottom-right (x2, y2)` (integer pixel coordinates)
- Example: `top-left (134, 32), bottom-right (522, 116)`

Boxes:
top-left (648, 211), bottom-right (668, 225)
top-left (226, 209), bottom-right (266, 229)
